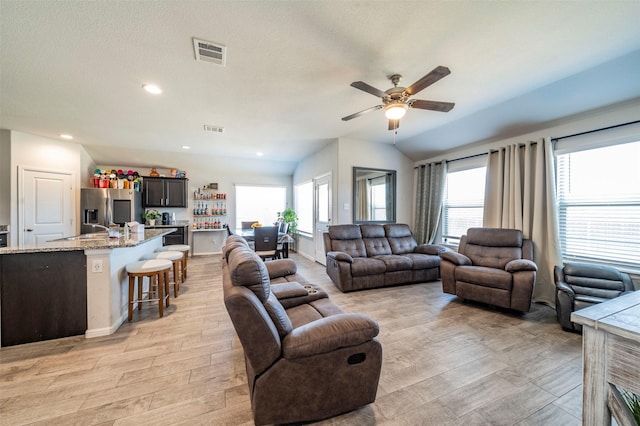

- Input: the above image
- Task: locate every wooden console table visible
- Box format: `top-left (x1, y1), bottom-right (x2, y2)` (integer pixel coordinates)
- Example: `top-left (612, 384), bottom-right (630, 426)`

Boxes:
top-left (572, 291), bottom-right (640, 426)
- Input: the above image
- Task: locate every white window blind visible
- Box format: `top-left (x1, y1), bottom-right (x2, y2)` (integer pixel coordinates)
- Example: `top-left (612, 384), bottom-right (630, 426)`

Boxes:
top-left (442, 166), bottom-right (486, 244)
top-left (556, 140), bottom-right (640, 269)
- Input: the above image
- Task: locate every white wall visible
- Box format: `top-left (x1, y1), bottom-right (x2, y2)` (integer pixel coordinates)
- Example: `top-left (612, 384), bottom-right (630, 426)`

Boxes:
top-left (293, 139), bottom-right (339, 258)
top-left (7, 131), bottom-right (83, 246)
top-left (416, 99), bottom-right (640, 165)
top-left (0, 130), bottom-right (11, 227)
top-left (292, 137), bottom-right (415, 259)
top-left (337, 138), bottom-right (414, 225)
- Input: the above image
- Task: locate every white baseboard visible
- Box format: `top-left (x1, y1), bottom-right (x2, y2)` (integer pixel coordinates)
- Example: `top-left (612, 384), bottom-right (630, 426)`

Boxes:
top-left (85, 314), bottom-right (126, 339)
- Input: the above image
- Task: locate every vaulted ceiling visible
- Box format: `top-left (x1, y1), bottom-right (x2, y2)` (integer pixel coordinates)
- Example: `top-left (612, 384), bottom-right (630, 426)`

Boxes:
top-left (2, 1), bottom-right (639, 172)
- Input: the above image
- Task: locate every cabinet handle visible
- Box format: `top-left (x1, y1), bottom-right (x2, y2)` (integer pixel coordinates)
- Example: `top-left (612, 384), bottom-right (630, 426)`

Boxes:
top-left (25, 228), bottom-right (33, 232)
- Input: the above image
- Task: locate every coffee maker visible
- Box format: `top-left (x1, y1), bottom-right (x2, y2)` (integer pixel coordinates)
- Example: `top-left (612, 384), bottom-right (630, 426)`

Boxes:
top-left (162, 212), bottom-right (171, 225)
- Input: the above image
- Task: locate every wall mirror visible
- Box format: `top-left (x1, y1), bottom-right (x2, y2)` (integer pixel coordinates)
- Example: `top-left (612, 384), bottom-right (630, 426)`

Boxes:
top-left (353, 167), bottom-right (396, 224)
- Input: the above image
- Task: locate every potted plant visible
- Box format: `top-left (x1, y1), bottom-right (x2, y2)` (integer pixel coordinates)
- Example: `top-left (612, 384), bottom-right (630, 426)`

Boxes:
top-left (621, 388), bottom-right (640, 425)
top-left (143, 209), bottom-right (160, 226)
top-left (277, 208), bottom-right (298, 235)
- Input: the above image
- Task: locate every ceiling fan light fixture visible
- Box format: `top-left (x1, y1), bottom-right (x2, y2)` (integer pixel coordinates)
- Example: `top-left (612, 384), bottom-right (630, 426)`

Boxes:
top-left (384, 103), bottom-right (408, 120)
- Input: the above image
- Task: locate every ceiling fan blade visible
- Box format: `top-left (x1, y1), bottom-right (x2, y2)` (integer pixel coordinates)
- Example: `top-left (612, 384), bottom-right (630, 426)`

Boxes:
top-left (404, 66), bottom-right (451, 96)
top-left (410, 99), bottom-right (455, 112)
top-left (388, 119), bottom-right (400, 131)
top-left (350, 81), bottom-right (389, 99)
top-left (341, 105), bottom-right (383, 121)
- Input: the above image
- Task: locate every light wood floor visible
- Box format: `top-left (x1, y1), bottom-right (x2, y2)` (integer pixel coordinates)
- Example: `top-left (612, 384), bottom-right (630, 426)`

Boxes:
top-left (0, 253), bottom-right (583, 425)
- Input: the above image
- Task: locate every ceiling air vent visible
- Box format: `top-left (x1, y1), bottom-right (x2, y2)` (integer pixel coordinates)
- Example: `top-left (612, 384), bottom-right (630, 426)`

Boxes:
top-left (193, 38), bottom-right (226, 66)
top-left (204, 125), bottom-right (225, 133)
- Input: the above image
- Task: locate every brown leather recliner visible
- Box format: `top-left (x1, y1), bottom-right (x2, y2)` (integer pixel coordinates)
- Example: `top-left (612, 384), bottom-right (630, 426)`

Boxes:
top-left (439, 228), bottom-right (538, 312)
top-left (222, 236), bottom-right (382, 425)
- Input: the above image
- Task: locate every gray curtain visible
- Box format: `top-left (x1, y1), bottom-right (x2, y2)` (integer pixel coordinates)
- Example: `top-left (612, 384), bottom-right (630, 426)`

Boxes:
top-left (356, 178), bottom-right (369, 220)
top-left (483, 138), bottom-right (562, 307)
top-left (414, 162), bottom-right (447, 244)
top-left (385, 173), bottom-right (393, 221)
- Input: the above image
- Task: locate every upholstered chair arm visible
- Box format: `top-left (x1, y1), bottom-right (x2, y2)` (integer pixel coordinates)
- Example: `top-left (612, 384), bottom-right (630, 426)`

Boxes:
top-left (414, 244), bottom-right (448, 255)
top-left (265, 259), bottom-right (298, 279)
top-left (555, 280), bottom-right (575, 299)
top-left (439, 250), bottom-right (472, 266)
top-left (282, 313), bottom-right (379, 359)
top-left (505, 259), bottom-right (538, 272)
top-left (327, 251), bottom-right (354, 263)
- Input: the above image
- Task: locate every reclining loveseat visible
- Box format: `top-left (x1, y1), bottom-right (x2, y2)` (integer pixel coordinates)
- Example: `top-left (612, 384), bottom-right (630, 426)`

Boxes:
top-left (222, 235), bottom-right (382, 425)
top-left (323, 223), bottom-right (445, 292)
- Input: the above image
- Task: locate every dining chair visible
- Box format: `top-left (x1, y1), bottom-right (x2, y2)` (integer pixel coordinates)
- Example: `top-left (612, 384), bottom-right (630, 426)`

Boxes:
top-left (278, 221), bottom-right (289, 234)
top-left (254, 226), bottom-right (280, 261)
top-left (276, 222), bottom-right (289, 258)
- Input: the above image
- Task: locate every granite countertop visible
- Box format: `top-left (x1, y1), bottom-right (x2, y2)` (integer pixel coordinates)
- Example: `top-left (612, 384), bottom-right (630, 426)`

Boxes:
top-left (0, 228), bottom-right (175, 255)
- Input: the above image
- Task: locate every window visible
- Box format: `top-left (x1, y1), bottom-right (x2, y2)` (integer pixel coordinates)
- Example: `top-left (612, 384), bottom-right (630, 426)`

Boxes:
top-left (235, 185), bottom-right (286, 228)
top-left (556, 140), bottom-right (640, 269)
top-left (294, 181), bottom-right (313, 234)
top-left (370, 176), bottom-right (387, 221)
top-left (442, 165), bottom-right (486, 245)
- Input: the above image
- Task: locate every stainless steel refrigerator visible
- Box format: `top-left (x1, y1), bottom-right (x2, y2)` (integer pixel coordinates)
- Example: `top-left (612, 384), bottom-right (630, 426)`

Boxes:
top-left (80, 188), bottom-right (142, 233)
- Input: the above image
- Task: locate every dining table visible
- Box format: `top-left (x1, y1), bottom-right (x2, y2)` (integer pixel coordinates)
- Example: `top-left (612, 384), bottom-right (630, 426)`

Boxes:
top-left (234, 228), bottom-right (294, 258)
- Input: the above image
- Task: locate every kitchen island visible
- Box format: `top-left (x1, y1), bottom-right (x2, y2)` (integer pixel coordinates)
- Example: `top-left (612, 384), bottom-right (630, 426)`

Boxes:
top-left (0, 228), bottom-right (175, 346)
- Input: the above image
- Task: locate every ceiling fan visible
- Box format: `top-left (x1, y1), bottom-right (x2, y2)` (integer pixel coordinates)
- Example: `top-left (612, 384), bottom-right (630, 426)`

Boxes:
top-left (341, 65), bottom-right (455, 131)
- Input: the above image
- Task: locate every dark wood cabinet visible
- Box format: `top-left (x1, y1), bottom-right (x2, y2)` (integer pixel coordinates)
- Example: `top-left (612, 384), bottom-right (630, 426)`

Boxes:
top-left (163, 226), bottom-right (187, 245)
top-left (145, 225), bottom-right (188, 246)
top-left (143, 177), bottom-right (188, 207)
top-left (1, 251), bottom-right (87, 346)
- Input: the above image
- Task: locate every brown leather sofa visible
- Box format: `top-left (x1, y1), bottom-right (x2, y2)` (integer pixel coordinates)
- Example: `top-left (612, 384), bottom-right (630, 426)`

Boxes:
top-left (222, 235), bottom-right (382, 425)
top-left (323, 223), bottom-right (444, 292)
top-left (439, 228), bottom-right (538, 312)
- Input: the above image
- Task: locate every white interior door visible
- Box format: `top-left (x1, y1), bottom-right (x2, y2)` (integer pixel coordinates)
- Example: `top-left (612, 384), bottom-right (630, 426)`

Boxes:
top-left (20, 167), bottom-right (74, 246)
top-left (314, 173), bottom-right (331, 264)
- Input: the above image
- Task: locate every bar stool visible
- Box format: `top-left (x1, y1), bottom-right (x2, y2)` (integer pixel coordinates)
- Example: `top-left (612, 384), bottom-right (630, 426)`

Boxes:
top-left (144, 251), bottom-right (183, 297)
top-left (156, 244), bottom-right (190, 282)
top-left (126, 259), bottom-right (172, 321)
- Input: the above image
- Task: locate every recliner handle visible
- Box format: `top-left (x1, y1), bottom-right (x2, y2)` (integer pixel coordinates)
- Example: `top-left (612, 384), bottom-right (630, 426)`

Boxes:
top-left (348, 353), bottom-right (366, 365)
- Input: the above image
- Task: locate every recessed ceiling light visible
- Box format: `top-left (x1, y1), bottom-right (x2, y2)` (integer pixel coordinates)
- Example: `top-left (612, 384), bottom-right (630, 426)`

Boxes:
top-left (256, 152), bottom-right (264, 157)
top-left (182, 145), bottom-right (191, 150)
top-left (142, 84), bottom-right (162, 94)
top-left (60, 134), bottom-right (73, 140)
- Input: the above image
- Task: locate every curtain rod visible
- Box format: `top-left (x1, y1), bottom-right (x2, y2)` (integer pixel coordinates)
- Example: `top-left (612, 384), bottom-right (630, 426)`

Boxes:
top-left (415, 120), bottom-right (640, 169)
top-left (414, 152), bottom-right (487, 169)
top-left (551, 120), bottom-right (640, 142)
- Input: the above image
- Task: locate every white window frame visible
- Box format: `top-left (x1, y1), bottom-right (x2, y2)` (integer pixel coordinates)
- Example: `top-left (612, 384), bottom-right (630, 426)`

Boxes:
top-left (294, 180), bottom-right (313, 234)
top-left (555, 127), bottom-right (640, 273)
top-left (234, 184), bottom-right (286, 229)
top-left (442, 156), bottom-right (487, 246)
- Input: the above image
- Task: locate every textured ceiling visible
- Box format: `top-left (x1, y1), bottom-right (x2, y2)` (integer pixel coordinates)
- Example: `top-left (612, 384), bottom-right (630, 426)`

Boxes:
top-left (1, 0), bottom-right (640, 174)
